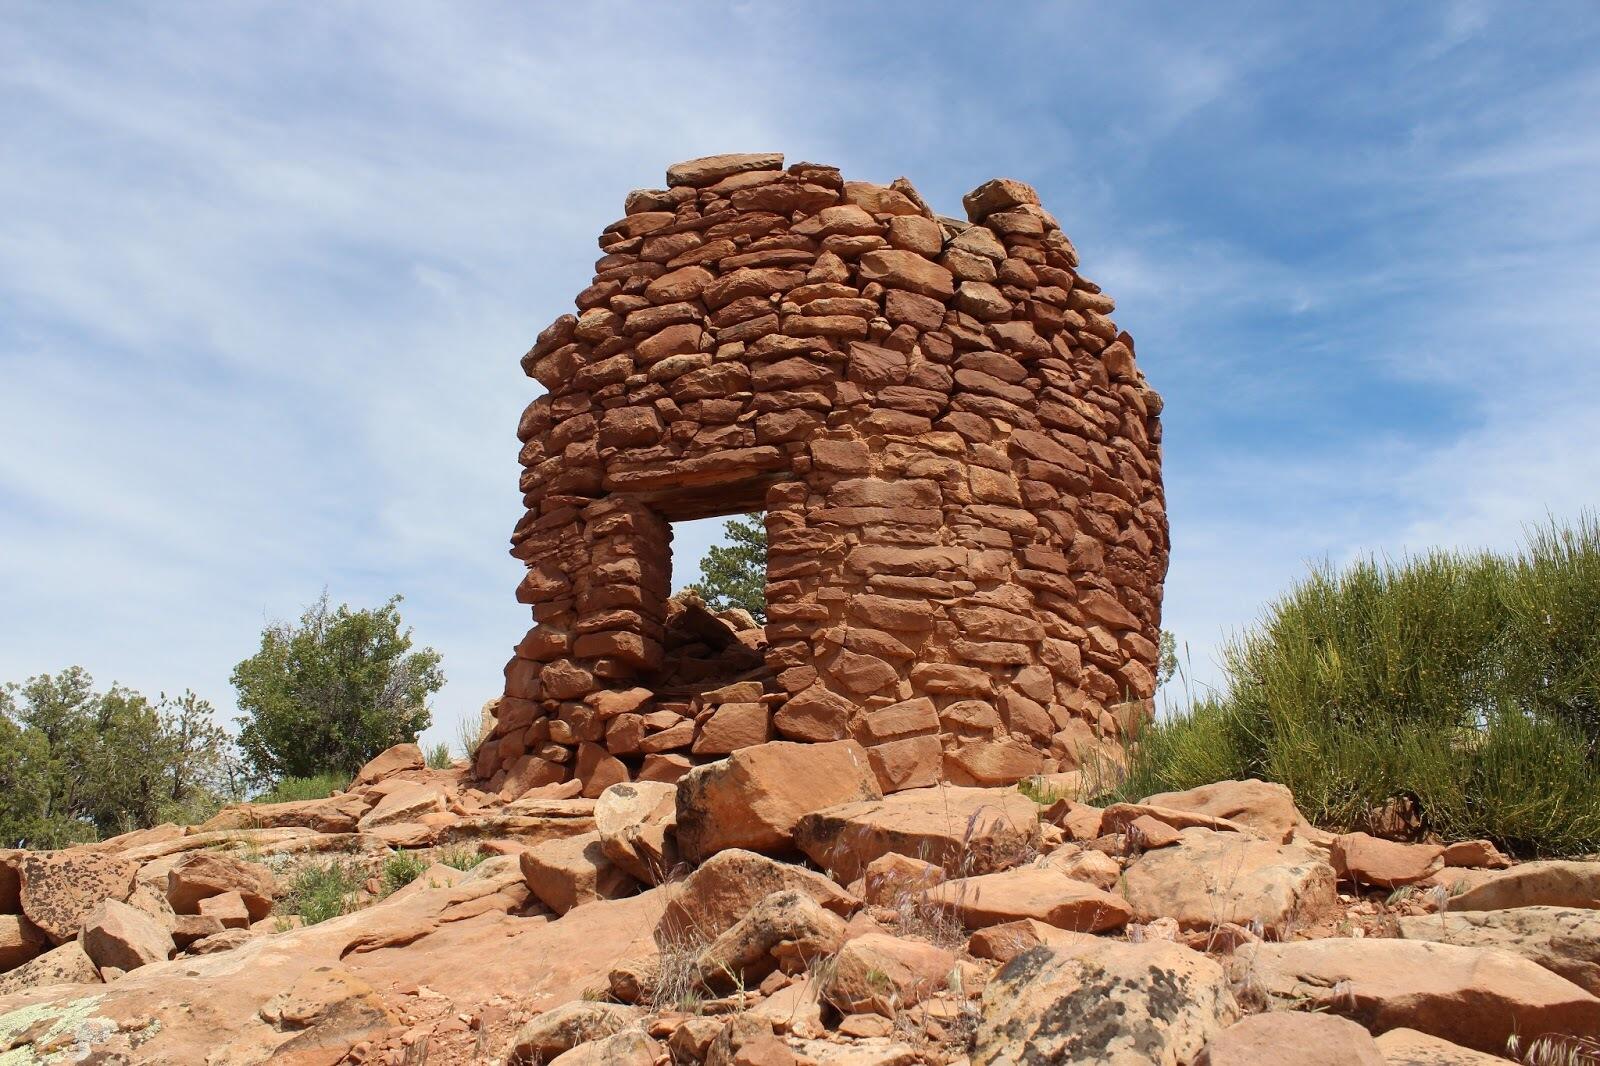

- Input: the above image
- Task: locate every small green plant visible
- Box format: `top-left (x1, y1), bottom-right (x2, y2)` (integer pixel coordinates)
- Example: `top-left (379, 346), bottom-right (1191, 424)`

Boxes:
top-left (256, 772), bottom-right (346, 804)
top-left (436, 844), bottom-right (486, 871)
top-left (283, 858), bottom-right (362, 924)
top-left (380, 850), bottom-right (430, 896)
top-left (424, 741), bottom-right (453, 769)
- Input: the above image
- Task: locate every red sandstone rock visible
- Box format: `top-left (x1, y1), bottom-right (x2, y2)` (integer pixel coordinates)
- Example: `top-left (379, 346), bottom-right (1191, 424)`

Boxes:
top-left (1331, 832), bottom-right (1446, 888)
top-left (675, 741), bottom-right (881, 862)
top-left (923, 866), bottom-right (1131, 932)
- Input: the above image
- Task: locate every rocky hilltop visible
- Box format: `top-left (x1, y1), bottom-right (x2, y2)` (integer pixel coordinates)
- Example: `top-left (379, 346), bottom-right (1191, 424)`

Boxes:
top-left (3, 739), bottom-right (1598, 1064)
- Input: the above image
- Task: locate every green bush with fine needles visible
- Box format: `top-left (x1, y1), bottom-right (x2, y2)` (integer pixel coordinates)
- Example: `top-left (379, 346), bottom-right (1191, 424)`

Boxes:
top-left (1114, 515), bottom-right (1600, 856)
top-left (380, 850), bottom-right (430, 895)
top-left (255, 772), bottom-right (347, 804)
top-left (283, 859), bottom-right (363, 924)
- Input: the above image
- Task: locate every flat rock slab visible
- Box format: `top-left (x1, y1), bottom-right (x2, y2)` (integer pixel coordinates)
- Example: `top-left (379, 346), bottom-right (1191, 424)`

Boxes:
top-left (675, 740), bottom-right (881, 862)
top-left (1141, 779), bottom-right (1302, 843)
top-left (1445, 860), bottom-right (1600, 911)
top-left (922, 865), bottom-right (1131, 932)
top-left (1196, 1011), bottom-right (1384, 1065)
top-left (1372, 1027), bottom-right (1510, 1064)
top-left (794, 784), bottom-right (1041, 883)
top-left (1240, 937), bottom-right (1600, 1054)
top-left (974, 939), bottom-right (1237, 1065)
top-left (1332, 832), bottom-right (1444, 888)
top-left (1399, 906), bottom-right (1600, 996)
top-left (1121, 827), bottom-right (1336, 936)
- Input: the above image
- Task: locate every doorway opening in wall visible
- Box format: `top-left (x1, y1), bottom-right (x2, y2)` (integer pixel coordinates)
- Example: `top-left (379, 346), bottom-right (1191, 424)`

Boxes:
top-left (651, 510), bottom-right (770, 702)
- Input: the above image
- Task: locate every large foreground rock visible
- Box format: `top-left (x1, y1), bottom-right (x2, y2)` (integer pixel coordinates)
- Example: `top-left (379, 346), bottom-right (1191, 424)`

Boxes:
top-left (923, 866), bottom-right (1131, 932)
top-left (657, 849), bottom-right (858, 944)
top-left (1331, 832), bottom-right (1444, 888)
top-left (1241, 937), bottom-right (1600, 1053)
top-left (79, 898), bottom-right (175, 972)
top-left (16, 851), bottom-right (138, 943)
top-left (594, 781), bottom-right (678, 884)
top-left (1196, 1011), bottom-right (1384, 1065)
top-left (1121, 827), bottom-right (1335, 936)
top-left (1141, 779), bottom-right (1301, 843)
top-left (1372, 1027), bottom-right (1509, 1064)
top-left (166, 851), bottom-right (276, 921)
top-left (0, 939), bottom-right (101, 995)
top-left (675, 740), bottom-right (881, 862)
top-left (0, 915), bottom-right (48, 972)
top-left (794, 784), bottom-right (1040, 883)
top-left (1399, 906), bottom-right (1600, 995)
top-left (822, 933), bottom-right (956, 1017)
top-left (975, 939), bottom-right (1238, 1065)
top-left (519, 832), bottom-right (635, 915)
top-left (1445, 860), bottom-right (1600, 911)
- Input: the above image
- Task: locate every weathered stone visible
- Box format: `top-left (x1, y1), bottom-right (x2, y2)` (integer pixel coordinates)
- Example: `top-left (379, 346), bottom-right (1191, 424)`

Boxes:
top-left (508, 1000), bottom-right (642, 1063)
top-left (594, 780), bottom-right (678, 885)
top-left (1372, 1027), bottom-right (1509, 1064)
top-left (1141, 779), bottom-right (1301, 843)
top-left (0, 939), bottom-right (101, 995)
top-left (923, 866), bottom-right (1131, 932)
top-left (658, 849), bottom-right (858, 944)
top-left (166, 852), bottom-right (276, 922)
top-left (352, 742), bottom-right (424, 786)
top-left (675, 741), bottom-right (882, 862)
top-left (1121, 828), bottom-right (1337, 937)
top-left (519, 832), bottom-right (636, 915)
top-left (17, 850), bottom-right (138, 943)
top-left (667, 152), bottom-right (784, 187)
top-left (79, 898), bottom-right (175, 972)
top-left (1195, 1011), bottom-right (1383, 1066)
top-left (974, 939), bottom-right (1238, 1065)
top-left (794, 785), bottom-right (1040, 883)
top-left (1399, 906), bottom-right (1600, 996)
top-left (821, 933), bottom-right (957, 1018)
top-left (1445, 860), bottom-right (1600, 911)
top-left (1242, 937), bottom-right (1600, 1054)
top-left (1331, 832), bottom-right (1445, 888)
top-left (696, 889), bottom-right (847, 989)
top-left (0, 914), bottom-right (48, 972)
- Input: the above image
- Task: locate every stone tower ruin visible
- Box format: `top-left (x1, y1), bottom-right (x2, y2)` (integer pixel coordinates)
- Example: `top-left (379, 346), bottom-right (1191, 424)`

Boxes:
top-left (478, 153), bottom-right (1168, 799)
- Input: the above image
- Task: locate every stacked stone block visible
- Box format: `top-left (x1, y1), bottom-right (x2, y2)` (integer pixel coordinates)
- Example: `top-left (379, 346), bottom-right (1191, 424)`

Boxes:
top-left (482, 153), bottom-right (1169, 797)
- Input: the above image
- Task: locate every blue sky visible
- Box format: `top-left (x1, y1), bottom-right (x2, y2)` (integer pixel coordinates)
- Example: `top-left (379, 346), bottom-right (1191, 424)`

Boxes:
top-left (3, 2), bottom-right (1597, 746)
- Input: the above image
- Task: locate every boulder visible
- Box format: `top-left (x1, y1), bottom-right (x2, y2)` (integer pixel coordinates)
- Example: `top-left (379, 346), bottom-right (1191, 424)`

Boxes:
top-left (198, 891), bottom-right (252, 929)
top-left (922, 866), bottom-right (1131, 932)
top-left (548, 1029), bottom-right (659, 1066)
top-left (79, 898), bottom-right (175, 972)
top-left (794, 784), bottom-right (1040, 883)
top-left (352, 742), bottom-right (425, 786)
top-left (188, 927), bottom-right (254, 954)
top-left (165, 851), bottom-right (275, 921)
top-left (357, 780), bottom-right (449, 830)
top-left (821, 933), bottom-right (957, 1017)
top-left (0, 913), bottom-right (48, 972)
top-left (861, 853), bottom-right (945, 906)
top-left (974, 939), bottom-right (1238, 1065)
top-left (1399, 906), bottom-right (1600, 996)
top-left (658, 849), bottom-right (858, 945)
top-left (966, 918), bottom-right (1091, 965)
top-left (17, 850), bottom-right (138, 943)
top-left (1331, 832), bottom-right (1445, 888)
top-left (1101, 802), bottom-right (1250, 837)
top-left (0, 939), bottom-right (101, 995)
top-left (1195, 1011), bottom-right (1383, 1065)
top-left (1441, 840), bottom-right (1510, 869)
top-left (696, 889), bottom-right (847, 990)
top-left (519, 832), bottom-right (635, 915)
top-left (675, 740), bottom-right (881, 862)
top-left (508, 1000), bottom-right (642, 1063)
top-left (1043, 799), bottom-right (1104, 841)
top-left (594, 781), bottom-right (678, 885)
top-left (1372, 1027), bottom-right (1509, 1064)
top-left (1126, 814), bottom-right (1181, 850)
top-left (170, 914), bottom-right (226, 949)
top-left (1240, 937), bottom-right (1600, 1053)
top-left (1141, 779), bottom-right (1302, 843)
top-left (1445, 860), bottom-right (1600, 911)
top-left (1040, 846), bottom-right (1122, 890)
top-left (1121, 828), bottom-right (1336, 937)
top-left (0, 849), bottom-right (22, 912)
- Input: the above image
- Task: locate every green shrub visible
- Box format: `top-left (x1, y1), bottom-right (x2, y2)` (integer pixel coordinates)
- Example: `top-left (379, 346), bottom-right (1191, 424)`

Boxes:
top-left (424, 741), bottom-right (453, 770)
top-left (380, 850), bottom-right (429, 895)
top-left (284, 859), bottom-right (362, 924)
top-left (256, 772), bottom-right (346, 804)
top-left (1118, 516), bottom-right (1600, 856)
top-left (437, 844), bottom-right (486, 871)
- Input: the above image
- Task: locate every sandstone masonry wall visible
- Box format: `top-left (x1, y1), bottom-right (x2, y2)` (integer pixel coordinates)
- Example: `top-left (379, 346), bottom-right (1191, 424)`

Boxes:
top-left (481, 153), bottom-right (1168, 798)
